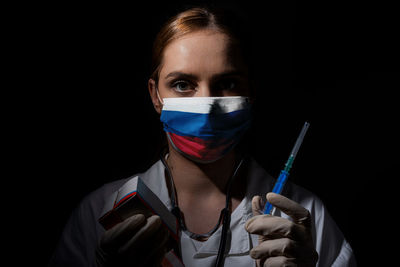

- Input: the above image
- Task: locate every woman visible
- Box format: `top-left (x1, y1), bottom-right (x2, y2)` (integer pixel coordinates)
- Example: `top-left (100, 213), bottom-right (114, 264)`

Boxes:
top-left (50, 7), bottom-right (356, 267)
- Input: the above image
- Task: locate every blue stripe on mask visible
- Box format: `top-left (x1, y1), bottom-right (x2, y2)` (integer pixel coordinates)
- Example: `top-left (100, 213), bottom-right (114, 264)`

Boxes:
top-left (160, 108), bottom-right (252, 140)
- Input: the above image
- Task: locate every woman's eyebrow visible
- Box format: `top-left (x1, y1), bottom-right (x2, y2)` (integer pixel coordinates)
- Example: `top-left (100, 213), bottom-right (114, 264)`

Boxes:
top-left (165, 71), bottom-right (198, 80)
top-left (165, 70), bottom-right (244, 80)
top-left (213, 70), bottom-right (245, 79)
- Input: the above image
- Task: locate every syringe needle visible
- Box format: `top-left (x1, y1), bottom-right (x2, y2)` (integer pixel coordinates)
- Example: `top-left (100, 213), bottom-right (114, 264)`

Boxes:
top-left (290, 122), bottom-right (310, 160)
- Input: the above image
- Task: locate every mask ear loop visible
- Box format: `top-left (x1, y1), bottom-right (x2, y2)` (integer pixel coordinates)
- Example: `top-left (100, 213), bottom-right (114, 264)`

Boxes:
top-left (156, 87), bottom-right (164, 106)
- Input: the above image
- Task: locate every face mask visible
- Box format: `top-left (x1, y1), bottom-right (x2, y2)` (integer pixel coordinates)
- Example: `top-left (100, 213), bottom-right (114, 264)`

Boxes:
top-left (160, 96), bottom-right (252, 163)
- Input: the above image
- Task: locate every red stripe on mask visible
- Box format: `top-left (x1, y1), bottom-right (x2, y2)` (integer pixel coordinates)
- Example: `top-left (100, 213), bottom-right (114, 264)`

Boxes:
top-left (168, 132), bottom-right (234, 162)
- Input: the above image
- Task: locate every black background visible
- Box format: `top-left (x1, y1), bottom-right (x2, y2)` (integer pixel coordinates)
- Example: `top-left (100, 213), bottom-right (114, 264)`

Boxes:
top-left (7, 1), bottom-right (398, 266)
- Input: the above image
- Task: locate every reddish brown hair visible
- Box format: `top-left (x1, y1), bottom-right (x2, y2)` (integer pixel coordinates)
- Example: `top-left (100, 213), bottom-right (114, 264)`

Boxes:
top-left (150, 7), bottom-right (250, 83)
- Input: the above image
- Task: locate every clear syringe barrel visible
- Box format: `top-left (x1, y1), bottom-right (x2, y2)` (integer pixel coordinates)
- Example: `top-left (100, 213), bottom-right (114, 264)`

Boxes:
top-left (284, 122), bottom-right (310, 172)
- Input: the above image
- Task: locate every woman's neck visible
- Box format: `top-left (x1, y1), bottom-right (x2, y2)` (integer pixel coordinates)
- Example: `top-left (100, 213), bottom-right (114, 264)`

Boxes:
top-left (166, 143), bottom-right (239, 200)
top-left (165, 143), bottom-right (248, 235)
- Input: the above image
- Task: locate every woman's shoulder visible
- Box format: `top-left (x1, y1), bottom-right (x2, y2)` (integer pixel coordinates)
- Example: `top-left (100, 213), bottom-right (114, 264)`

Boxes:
top-left (286, 181), bottom-right (324, 208)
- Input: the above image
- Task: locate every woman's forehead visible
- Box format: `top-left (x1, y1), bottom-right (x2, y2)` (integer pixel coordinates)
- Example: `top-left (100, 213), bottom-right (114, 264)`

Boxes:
top-left (159, 30), bottom-right (243, 78)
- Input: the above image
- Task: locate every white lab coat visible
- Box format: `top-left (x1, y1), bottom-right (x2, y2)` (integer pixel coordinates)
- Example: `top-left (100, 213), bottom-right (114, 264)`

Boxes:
top-left (49, 158), bottom-right (356, 267)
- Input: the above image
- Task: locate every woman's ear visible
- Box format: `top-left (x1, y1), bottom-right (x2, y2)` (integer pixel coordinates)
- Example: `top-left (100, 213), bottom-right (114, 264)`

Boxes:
top-left (148, 78), bottom-right (162, 114)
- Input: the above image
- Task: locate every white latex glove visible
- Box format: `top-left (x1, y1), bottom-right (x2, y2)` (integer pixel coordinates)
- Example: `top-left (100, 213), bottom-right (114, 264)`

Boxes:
top-left (96, 214), bottom-right (170, 267)
top-left (245, 193), bottom-right (319, 267)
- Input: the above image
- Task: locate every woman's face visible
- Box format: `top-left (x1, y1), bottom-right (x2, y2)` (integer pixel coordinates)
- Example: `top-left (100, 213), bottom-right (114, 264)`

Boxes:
top-left (149, 30), bottom-right (249, 113)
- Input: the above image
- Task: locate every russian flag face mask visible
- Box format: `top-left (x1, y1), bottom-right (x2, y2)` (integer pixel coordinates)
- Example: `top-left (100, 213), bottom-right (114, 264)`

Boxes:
top-left (160, 96), bottom-right (252, 163)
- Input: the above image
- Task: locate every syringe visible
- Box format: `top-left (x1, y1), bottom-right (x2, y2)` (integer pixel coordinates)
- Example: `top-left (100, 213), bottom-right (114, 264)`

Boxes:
top-left (263, 121), bottom-right (310, 214)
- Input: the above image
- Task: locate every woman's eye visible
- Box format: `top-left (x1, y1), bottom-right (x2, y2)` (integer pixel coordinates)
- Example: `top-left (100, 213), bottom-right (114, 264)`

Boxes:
top-left (172, 81), bottom-right (194, 92)
top-left (217, 79), bottom-right (237, 91)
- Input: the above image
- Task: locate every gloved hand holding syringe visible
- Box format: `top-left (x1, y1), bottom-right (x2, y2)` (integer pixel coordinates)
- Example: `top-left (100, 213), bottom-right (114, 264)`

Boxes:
top-left (245, 121), bottom-right (318, 267)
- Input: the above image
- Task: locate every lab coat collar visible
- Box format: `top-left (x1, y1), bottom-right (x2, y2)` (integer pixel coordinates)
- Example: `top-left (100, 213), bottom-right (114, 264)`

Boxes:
top-left (139, 160), bottom-right (173, 210)
top-left (139, 158), bottom-right (275, 256)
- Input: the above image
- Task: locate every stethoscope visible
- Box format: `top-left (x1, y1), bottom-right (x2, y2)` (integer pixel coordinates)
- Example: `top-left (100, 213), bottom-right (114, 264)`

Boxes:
top-left (160, 148), bottom-right (247, 267)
